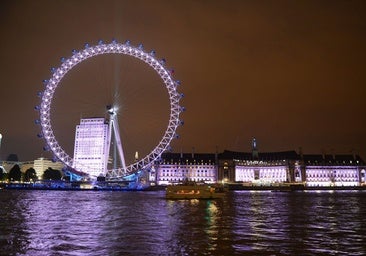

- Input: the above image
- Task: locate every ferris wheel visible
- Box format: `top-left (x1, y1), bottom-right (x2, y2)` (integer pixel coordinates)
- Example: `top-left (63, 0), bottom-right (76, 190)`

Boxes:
top-left (35, 39), bottom-right (184, 178)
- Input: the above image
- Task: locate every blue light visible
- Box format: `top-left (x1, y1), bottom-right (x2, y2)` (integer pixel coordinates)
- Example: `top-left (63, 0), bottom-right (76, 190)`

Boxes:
top-left (84, 43), bottom-right (90, 49)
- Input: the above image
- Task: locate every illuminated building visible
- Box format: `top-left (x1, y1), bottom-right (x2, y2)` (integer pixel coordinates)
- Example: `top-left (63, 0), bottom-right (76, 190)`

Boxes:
top-left (216, 139), bottom-right (365, 187)
top-left (1, 158), bottom-right (64, 180)
top-left (218, 150), bottom-right (299, 185)
top-left (303, 154), bottom-right (364, 187)
top-left (72, 118), bottom-right (109, 177)
top-left (217, 139), bottom-right (298, 185)
top-left (152, 141), bottom-right (365, 187)
top-left (154, 153), bottom-right (217, 185)
top-left (33, 157), bottom-right (64, 179)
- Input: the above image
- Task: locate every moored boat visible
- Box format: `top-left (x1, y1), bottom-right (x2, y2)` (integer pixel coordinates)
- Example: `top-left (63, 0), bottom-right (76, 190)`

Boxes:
top-left (166, 181), bottom-right (226, 199)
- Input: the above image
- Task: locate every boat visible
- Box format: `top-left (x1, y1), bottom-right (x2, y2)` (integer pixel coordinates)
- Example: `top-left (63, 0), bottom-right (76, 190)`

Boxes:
top-left (166, 181), bottom-right (226, 199)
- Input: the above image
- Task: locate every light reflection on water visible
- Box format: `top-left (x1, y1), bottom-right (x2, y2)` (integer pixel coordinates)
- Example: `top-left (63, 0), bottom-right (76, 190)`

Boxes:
top-left (1, 190), bottom-right (366, 255)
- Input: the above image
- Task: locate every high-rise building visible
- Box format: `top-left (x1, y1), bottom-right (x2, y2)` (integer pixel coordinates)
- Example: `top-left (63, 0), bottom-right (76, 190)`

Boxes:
top-left (73, 118), bottom-right (109, 177)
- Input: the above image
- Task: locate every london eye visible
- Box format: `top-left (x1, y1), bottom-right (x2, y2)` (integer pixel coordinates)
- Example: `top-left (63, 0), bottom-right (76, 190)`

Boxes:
top-left (35, 39), bottom-right (184, 179)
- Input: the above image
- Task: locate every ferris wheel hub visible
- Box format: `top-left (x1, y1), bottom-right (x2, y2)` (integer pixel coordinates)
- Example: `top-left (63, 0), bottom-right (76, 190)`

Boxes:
top-left (106, 105), bottom-right (117, 115)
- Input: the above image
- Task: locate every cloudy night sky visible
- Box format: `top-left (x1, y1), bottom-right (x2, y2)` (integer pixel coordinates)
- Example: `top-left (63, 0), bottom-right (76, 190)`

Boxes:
top-left (0, 0), bottom-right (365, 164)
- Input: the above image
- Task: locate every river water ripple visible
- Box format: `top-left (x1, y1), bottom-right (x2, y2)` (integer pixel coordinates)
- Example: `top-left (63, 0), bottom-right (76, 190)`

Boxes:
top-left (1, 190), bottom-right (365, 255)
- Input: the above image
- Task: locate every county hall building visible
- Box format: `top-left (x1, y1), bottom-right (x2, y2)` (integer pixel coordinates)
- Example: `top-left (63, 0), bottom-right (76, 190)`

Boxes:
top-left (152, 139), bottom-right (366, 187)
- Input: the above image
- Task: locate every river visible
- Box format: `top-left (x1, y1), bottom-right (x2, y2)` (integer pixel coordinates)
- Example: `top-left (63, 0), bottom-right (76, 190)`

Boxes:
top-left (0, 189), bottom-right (365, 255)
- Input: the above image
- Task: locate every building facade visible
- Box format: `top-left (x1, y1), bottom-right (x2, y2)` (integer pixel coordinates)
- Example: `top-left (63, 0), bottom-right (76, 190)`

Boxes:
top-left (73, 118), bottom-right (109, 177)
top-left (215, 150), bottom-right (365, 187)
top-left (0, 158), bottom-right (64, 180)
top-left (303, 154), bottom-right (364, 187)
top-left (152, 153), bottom-right (217, 185)
top-left (33, 157), bottom-right (64, 179)
top-left (217, 150), bottom-right (300, 185)
top-left (150, 141), bottom-right (365, 187)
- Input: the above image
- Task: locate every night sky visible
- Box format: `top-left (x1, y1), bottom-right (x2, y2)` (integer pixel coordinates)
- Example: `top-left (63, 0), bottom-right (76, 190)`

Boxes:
top-left (1, 0), bottom-right (365, 164)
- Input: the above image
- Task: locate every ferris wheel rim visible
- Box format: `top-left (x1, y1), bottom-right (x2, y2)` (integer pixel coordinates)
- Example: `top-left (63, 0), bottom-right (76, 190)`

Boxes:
top-left (38, 40), bottom-right (183, 176)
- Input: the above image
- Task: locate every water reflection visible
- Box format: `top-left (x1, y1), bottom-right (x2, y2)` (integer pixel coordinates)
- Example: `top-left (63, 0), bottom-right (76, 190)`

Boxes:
top-left (1, 190), bottom-right (366, 255)
top-left (0, 192), bottom-right (31, 254)
top-left (164, 197), bottom-right (234, 255)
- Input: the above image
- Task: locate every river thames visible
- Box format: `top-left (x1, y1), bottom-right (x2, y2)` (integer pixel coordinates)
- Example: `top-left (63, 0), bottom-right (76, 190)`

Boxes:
top-left (0, 189), bottom-right (365, 255)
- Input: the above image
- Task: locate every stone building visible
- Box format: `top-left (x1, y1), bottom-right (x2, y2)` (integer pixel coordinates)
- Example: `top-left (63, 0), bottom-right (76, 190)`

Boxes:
top-left (153, 152), bottom-right (217, 185)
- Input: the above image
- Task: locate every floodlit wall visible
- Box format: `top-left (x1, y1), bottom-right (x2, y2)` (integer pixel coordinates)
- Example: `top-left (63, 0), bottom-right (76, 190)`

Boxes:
top-left (305, 166), bottom-right (360, 187)
top-left (156, 163), bottom-right (217, 185)
top-left (73, 118), bottom-right (108, 177)
top-left (235, 165), bottom-right (288, 184)
top-left (33, 157), bottom-right (64, 179)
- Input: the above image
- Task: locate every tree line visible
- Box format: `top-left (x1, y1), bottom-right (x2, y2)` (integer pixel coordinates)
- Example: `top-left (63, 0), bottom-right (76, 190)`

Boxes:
top-left (0, 164), bottom-right (63, 182)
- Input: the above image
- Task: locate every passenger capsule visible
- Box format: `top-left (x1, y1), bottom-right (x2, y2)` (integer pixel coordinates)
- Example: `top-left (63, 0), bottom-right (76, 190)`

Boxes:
top-left (160, 58), bottom-right (166, 65)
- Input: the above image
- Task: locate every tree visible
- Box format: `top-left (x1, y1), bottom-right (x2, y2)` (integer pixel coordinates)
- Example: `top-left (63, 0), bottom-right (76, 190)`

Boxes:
top-left (0, 167), bottom-right (7, 181)
top-left (8, 164), bottom-right (21, 181)
top-left (42, 167), bottom-right (62, 180)
top-left (24, 168), bottom-right (37, 182)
